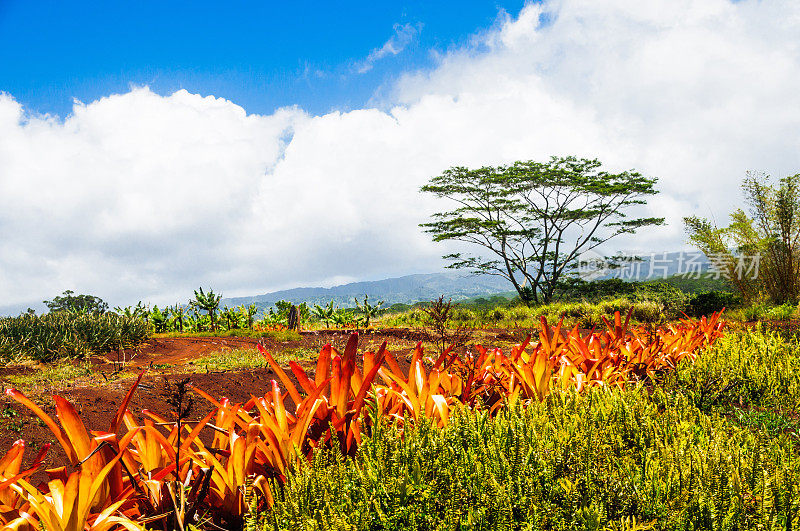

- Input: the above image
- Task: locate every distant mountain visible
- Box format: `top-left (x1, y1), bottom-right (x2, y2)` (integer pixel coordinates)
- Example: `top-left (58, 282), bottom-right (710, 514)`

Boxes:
top-left (221, 252), bottom-right (718, 312)
top-left (221, 272), bottom-right (512, 312)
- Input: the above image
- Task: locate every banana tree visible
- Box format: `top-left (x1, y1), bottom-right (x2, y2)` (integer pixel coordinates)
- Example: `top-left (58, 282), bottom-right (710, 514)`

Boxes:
top-left (244, 304), bottom-right (258, 329)
top-left (114, 302), bottom-right (147, 319)
top-left (149, 306), bottom-right (170, 333)
top-left (220, 306), bottom-right (244, 331)
top-left (191, 287), bottom-right (222, 332)
top-left (171, 304), bottom-right (185, 333)
top-left (332, 308), bottom-right (359, 329)
top-left (354, 295), bottom-right (385, 328)
top-left (311, 301), bottom-right (336, 329)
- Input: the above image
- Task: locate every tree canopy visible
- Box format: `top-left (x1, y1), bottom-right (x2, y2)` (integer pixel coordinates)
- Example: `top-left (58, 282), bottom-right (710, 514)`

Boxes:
top-left (420, 156), bottom-right (663, 304)
top-left (43, 290), bottom-right (109, 314)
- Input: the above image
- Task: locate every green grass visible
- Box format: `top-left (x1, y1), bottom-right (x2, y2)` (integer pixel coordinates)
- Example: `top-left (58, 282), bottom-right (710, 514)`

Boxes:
top-left (1, 360), bottom-right (94, 392)
top-left (190, 346), bottom-right (318, 372)
top-left (191, 348), bottom-right (266, 372)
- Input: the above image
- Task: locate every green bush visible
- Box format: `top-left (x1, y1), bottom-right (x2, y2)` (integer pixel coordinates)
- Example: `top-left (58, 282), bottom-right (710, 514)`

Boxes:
top-left (764, 303), bottom-right (798, 321)
top-left (379, 296), bottom-right (707, 331)
top-left (0, 312), bottom-right (149, 362)
top-left (686, 291), bottom-right (742, 318)
top-left (665, 329), bottom-right (800, 415)
top-left (630, 281), bottom-right (687, 318)
top-left (629, 300), bottom-right (664, 323)
top-left (259, 387), bottom-right (800, 530)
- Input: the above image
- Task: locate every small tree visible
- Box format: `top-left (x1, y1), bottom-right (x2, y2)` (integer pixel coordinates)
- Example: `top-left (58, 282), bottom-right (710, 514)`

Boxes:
top-left (220, 306), bottom-right (243, 330)
top-left (192, 287), bottom-right (222, 332)
top-left (149, 305), bottom-right (170, 333)
top-left (332, 308), bottom-right (357, 329)
top-left (421, 156), bottom-right (663, 304)
top-left (172, 304), bottom-right (185, 333)
top-left (422, 296), bottom-right (473, 356)
top-left (245, 304), bottom-right (258, 329)
top-left (311, 301), bottom-right (337, 329)
top-left (44, 290), bottom-right (109, 314)
top-left (354, 295), bottom-right (385, 328)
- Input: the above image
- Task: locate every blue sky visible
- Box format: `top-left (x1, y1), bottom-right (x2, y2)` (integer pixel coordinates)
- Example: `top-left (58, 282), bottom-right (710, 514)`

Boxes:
top-left (0, 0), bottom-right (526, 117)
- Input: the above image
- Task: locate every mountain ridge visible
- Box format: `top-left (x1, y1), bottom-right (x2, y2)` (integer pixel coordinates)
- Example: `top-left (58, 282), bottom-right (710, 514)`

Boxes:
top-left (221, 272), bottom-right (512, 311)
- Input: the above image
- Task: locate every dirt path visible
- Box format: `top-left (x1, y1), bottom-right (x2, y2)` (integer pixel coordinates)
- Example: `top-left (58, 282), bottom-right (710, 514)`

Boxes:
top-left (0, 328), bottom-right (473, 484)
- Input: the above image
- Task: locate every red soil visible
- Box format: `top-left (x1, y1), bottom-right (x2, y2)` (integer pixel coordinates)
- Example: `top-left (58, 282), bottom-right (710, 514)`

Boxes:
top-left (0, 329), bottom-right (436, 484)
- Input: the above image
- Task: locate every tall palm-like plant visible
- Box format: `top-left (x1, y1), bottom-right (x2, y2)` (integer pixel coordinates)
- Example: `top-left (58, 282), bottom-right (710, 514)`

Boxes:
top-left (311, 301), bottom-right (336, 329)
top-left (245, 304), bottom-right (258, 329)
top-left (171, 304), bottom-right (185, 333)
top-left (355, 295), bottom-right (385, 328)
top-left (192, 287), bottom-right (222, 332)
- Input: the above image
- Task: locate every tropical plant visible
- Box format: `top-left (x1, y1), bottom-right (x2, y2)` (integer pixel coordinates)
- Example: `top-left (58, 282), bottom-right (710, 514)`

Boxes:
top-left (260, 388), bottom-right (800, 530)
top-left (170, 304), bottom-right (186, 332)
top-left (114, 302), bottom-right (148, 319)
top-left (220, 306), bottom-right (244, 330)
top-left (331, 308), bottom-right (358, 329)
top-left (0, 311), bottom-right (728, 529)
top-left (354, 295), bottom-right (384, 328)
top-left (245, 304), bottom-right (258, 329)
top-left (311, 301), bottom-right (336, 329)
top-left (149, 305), bottom-right (170, 333)
top-left (0, 312), bottom-right (149, 362)
top-left (191, 287), bottom-right (223, 332)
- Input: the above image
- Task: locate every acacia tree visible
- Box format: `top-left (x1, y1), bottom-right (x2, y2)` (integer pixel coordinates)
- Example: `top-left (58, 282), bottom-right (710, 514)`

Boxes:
top-left (684, 172), bottom-right (800, 304)
top-left (420, 156), bottom-right (663, 304)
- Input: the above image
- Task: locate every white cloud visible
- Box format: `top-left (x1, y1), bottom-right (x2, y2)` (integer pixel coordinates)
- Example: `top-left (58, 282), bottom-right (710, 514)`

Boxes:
top-left (355, 23), bottom-right (422, 74)
top-left (1, 0), bottom-right (800, 311)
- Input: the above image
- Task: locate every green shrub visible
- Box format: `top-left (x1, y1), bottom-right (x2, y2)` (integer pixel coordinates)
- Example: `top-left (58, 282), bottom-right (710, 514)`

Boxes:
top-left (665, 330), bottom-right (800, 414)
top-left (258, 387), bottom-right (800, 530)
top-left (764, 302), bottom-right (798, 321)
top-left (629, 300), bottom-right (664, 323)
top-left (596, 298), bottom-right (633, 315)
top-left (631, 281), bottom-right (687, 318)
top-left (686, 290), bottom-right (742, 318)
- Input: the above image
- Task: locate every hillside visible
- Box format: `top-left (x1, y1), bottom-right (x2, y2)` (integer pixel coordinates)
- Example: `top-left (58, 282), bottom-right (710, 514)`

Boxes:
top-left (222, 272), bottom-right (511, 312)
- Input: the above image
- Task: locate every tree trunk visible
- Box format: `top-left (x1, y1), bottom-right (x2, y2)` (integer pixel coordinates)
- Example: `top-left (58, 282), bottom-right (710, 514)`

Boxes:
top-left (287, 305), bottom-right (299, 331)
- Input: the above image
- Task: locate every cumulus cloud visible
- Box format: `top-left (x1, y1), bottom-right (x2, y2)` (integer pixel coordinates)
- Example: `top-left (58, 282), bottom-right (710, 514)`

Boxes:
top-left (355, 23), bottom-right (422, 74)
top-left (1, 0), bottom-right (799, 311)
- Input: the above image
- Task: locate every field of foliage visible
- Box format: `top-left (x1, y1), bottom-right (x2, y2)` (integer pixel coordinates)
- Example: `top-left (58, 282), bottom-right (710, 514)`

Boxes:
top-left (3, 311), bottom-right (788, 530)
